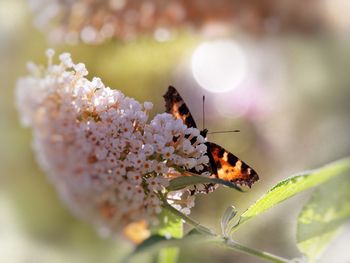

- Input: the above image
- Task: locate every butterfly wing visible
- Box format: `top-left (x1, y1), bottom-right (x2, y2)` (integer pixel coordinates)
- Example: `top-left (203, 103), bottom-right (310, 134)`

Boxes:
top-left (163, 86), bottom-right (197, 129)
top-left (206, 142), bottom-right (259, 187)
top-left (163, 86), bottom-right (259, 189)
top-left (163, 86), bottom-right (216, 193)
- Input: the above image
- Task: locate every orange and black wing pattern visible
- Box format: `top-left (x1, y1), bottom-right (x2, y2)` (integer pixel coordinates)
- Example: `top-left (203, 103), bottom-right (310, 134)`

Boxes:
top-left (163, 86), bottom-right (197, 129)
top-left (206, 142), bottom-right (259, 187)
top-left (163, 86), bottom-right (259, 188)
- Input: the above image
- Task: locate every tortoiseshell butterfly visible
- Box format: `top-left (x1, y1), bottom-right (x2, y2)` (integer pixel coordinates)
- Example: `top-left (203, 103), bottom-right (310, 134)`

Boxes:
top-left (163, 86), bottom-right (259, 189)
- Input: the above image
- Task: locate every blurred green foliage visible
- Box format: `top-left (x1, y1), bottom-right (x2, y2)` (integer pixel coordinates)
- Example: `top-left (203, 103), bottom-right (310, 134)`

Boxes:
top-left (297, 171), bottom-right (350, 262)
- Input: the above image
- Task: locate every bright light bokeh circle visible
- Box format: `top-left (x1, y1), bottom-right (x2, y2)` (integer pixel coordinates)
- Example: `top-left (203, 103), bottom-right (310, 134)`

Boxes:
top-left (191, 40), bottom-right (248, 93)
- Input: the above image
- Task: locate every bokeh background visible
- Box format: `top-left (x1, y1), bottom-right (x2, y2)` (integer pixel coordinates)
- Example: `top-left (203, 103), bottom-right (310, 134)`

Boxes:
top-left (1, 0), bottom-right (350, 262)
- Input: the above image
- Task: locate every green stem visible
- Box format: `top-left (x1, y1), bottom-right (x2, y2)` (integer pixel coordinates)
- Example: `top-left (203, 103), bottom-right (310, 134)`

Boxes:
top-left (162, 200), bottom-right (215, 236)
top-left (162, 198), bottom-right (290, 263)
top-left (222, 238), bottom-right (290, 263)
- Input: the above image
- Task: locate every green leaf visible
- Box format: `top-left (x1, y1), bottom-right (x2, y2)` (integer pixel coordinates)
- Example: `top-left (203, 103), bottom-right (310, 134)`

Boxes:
top-left (157, 248), bottom-right (179, 263)
top-left (130, 231), bottom-right (217, 259)
top-left (297, 173), bottom-right (350, 262)
top-left (167, 175), bottom-right (243, 192)
top-left (162, 201), bottom-right (216, 236)
top-left (133, 235), bottom-right (171, 255)
top-left (236, 157), bottom-right (350, 228)
top-left (154, 209), bottom-right (183, 238)
top-left (221, 206), bottom-right (238, 237)
top-left (153, 209), bottom-right (183, 263)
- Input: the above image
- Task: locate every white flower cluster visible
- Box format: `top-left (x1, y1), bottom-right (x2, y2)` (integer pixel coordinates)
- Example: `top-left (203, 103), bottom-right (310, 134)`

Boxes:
top-left (16, 50), bottom-right (209, 236)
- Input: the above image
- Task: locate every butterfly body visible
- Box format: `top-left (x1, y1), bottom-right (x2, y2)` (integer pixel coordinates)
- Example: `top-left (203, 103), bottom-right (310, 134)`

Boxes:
top-left (163, 86), bottom-right (259, 188)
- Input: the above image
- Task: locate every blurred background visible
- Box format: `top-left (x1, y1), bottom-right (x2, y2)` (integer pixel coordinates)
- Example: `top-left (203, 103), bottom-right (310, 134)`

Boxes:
top-left (1, 0), bottom-right (350, 262)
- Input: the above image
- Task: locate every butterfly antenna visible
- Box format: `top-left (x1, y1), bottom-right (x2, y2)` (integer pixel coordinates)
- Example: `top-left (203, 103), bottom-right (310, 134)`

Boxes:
top-left (208, 130), bottom-right (240, 134)
top-left (202, 95), bottom-right (205, 130)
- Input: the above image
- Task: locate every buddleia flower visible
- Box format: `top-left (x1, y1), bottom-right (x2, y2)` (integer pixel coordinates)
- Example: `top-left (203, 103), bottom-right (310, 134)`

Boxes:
top-left (16, 49), bottom-right (209, 238)
top-left (27, 0), bottom-right (325, 44)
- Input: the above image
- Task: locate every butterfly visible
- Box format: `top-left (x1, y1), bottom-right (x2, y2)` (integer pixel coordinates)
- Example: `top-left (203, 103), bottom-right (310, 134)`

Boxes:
top-left (163, 86), bottom-right (259, 189)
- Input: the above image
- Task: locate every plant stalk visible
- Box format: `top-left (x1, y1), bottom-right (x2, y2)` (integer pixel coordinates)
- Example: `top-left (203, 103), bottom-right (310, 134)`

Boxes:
top-left (162, 200), bottom-right (215, 236)
top-left (223, 238), bottom-right (290, 263)
top-left (162, 199), bottom-right (290, 263)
